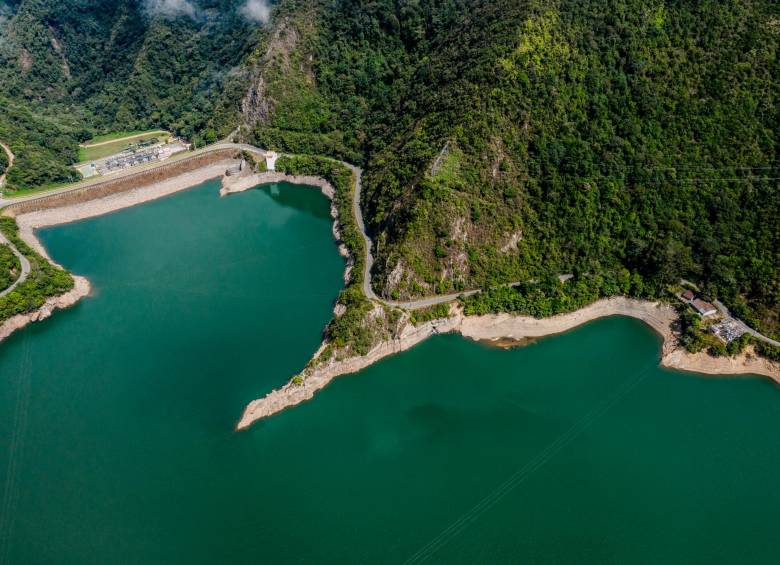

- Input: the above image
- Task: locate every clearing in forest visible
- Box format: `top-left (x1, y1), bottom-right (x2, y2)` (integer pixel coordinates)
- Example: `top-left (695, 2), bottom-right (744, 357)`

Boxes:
top-left (78, 130), bottom-right (170, 162)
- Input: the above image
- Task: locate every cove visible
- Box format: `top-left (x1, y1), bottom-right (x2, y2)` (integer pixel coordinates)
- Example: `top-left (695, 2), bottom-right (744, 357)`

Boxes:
top-left (1, 180), bottom-right (779, 564)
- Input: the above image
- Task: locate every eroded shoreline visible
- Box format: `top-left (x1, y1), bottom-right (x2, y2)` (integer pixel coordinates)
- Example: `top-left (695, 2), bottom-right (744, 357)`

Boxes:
top-left (15, 162), bottom-right (233, 236)
top-left (0, 152), bottom-right (776, 428)
top-left (0, 275), bottom-right (91, 343)
top-left (236, 297), bottom-right (780, 430)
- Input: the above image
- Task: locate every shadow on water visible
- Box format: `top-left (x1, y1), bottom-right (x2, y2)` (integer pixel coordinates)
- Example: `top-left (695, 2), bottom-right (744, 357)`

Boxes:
top-left (253, 182), bottom-right (332, 220)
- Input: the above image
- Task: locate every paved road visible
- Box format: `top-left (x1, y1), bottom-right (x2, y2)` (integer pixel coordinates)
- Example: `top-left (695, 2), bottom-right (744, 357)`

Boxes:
top-left (347, 164), bottom-right (380, 302)
top-left (0, 142), bottom-right (240, 209)
top-left (378, 277), bottom-right (575, 310)
top-left (0, 140), bottom-right (31, 297)
top-left (0, 141), bottom-right (565, 311)
top-left (343, 160), bottom-right (574, 309)
top-left (2, 139), bottom-right (777, 345)
top-left (713, 300), bottom-right (780, 348)
top-left (228, 146), bottom-right (393, 304)
top-left (0, 232), bottom-right (31, 298)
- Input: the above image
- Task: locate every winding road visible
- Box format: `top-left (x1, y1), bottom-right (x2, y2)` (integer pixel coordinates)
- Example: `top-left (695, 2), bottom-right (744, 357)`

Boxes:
top-left (0, 141), bottom-right (574, 311)
top-left (346, 163), bottom-right (378, 302)
top-left (246, 148), bottom-right (492, 309)
top-left (2, 139), bottom-right (778, 349)
top-left (345, 161), bottom-right (494, 308)
top-left (0, 140), bottom-right (31, 297)
top-left (0, 141), bottom-right (488, 310)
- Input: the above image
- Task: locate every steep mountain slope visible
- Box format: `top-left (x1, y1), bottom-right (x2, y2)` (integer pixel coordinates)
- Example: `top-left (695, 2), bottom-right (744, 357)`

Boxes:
top-left (0, 96), bottom-right (84, 189)
top-left (239, 0), bottom-right (779, 338)
top-left (0, 0), bottom-right (266, 190)
top-left (0, 0), bottom-right (260, 137)
top-left (0, 0), bottom-right (777, 341)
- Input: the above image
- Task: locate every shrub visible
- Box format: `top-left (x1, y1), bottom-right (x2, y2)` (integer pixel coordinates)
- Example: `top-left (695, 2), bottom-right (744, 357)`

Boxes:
top-left (0, 217), bottom-right (74, 323)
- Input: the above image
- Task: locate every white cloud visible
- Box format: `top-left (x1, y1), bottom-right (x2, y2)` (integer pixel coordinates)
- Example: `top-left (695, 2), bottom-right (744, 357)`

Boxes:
top-left (239, 0), bottom-right (271, 24)
top-left (144, 0), bottom-right (196, 18)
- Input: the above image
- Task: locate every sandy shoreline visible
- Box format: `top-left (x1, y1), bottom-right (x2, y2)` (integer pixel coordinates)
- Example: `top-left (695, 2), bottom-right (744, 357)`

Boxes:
top-left (459, 299), bottom-right (780, 380)
top-left (221, 170), bottom-right (335, 199)
top-left (1, 152), bottom-right (777, 430)
top-left (237, 314), bottom-right (462, 429)
top-left (0, 275), bottom-right (91, 343)
top-left (236, 297), bottom-right (780, 429)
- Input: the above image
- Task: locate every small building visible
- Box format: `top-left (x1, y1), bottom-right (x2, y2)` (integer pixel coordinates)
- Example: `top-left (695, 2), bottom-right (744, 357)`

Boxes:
top-left (691, 298), bottom-right (717, 317)
top-left (681, 289), bottom-right (695, 302)
top-left (265, 151), bottom-right (278, 171)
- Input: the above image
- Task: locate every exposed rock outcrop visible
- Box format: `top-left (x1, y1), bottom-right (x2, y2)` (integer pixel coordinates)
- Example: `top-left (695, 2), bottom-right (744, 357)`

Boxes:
top-left (241, 19), bottom-right (303, 127)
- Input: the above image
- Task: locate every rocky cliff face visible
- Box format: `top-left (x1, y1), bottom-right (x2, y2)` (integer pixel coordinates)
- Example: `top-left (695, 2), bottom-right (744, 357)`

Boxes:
top-left (238, 6), bottom-right (322, 131)
top-left (240, 21), bottom-right (303, 127)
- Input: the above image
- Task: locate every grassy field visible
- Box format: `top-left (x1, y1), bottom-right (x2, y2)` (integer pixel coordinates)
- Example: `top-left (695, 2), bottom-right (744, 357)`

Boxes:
top-left (83, 131), bottom-right (146, 145)
top-left (3, 143), bottom-right (199, 199)
top-left (78, 130), bottom-right (170, 163)
top-left (82, 130), bottom-right (168, 146)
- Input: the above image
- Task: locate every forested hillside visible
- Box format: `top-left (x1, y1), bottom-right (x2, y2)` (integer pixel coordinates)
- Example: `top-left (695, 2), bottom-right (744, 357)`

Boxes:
top-left (0, 97), bottom-right (86, 189)
top-left (1, 0), bottom-right (778, 340)
top-left (0, 146), bottom-right (7, 176)
top-left (241, 0), bottom-right (780, 338)
top-left (0, 0), bottom-right (262, 136)
top-left (0, 0), bottom-right (265, 190)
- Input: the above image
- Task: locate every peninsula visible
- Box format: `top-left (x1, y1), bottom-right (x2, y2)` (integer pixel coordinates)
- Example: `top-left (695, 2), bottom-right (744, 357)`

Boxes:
top-left (0, 2), bottom-right (778, 562)
top-left (0, 141), bottom-right (777, 429)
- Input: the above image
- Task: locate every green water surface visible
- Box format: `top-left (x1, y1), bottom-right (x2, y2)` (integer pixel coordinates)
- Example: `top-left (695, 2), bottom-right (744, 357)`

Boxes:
top-left (1, 180), bottom-right (778, 564)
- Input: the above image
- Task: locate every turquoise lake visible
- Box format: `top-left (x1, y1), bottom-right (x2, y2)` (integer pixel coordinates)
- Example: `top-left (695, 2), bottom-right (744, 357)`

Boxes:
top-left (1, 180), bottom-right (779, 564)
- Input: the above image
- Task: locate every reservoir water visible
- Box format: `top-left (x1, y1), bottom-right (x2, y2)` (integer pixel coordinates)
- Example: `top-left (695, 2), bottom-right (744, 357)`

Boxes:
top-left (1, 180), bottom-right (778, 564)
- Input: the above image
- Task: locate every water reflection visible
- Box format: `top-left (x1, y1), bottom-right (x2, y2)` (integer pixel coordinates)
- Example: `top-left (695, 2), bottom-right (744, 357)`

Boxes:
top-left (253, 182), bottom-right (332, 220)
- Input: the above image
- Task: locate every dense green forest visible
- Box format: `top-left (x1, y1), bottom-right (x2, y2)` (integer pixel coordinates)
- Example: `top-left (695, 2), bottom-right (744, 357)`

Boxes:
top-left (0, 147), bottom-right (7, 176)
top-left (0, 242), bottom-right (21, 290)
top-left (0, 0), bottom-right (265, 190)
top-left (243, 0), bottom-right (779, 339)
top-left (0, 0), bottom-right (261, 137)
top-left (1, 0), bottom-right (778, 342)
top-left (0, 218), bottom-right (74, 323)
top-left (0, 97), bottom-right (84, 189)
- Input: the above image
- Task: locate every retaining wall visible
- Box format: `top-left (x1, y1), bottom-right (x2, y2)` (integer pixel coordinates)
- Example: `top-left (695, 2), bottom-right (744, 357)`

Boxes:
top-left (3, 149), bottom-right (238, 216)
